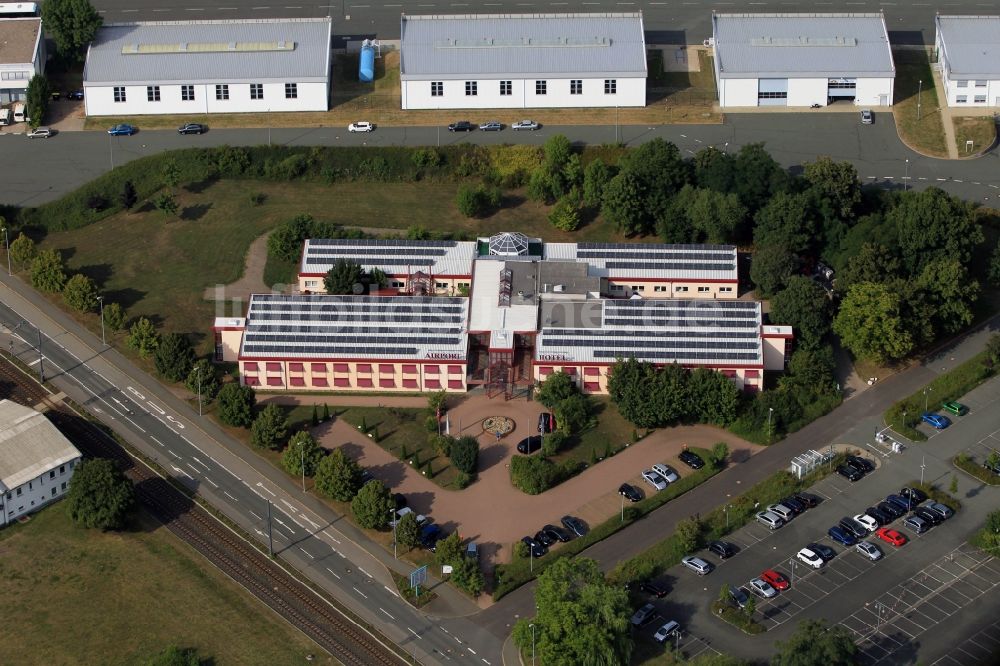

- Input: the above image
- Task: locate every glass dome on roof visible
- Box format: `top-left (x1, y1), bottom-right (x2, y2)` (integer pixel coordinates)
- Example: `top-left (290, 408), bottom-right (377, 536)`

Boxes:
top-left (488, 232), bottom-right (530, 257)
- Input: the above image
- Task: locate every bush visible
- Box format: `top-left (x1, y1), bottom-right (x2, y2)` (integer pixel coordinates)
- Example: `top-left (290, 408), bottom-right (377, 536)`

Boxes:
top-left (711, 601), bottom-right (767, 635)
top-left (216, 382), bottom-right (256, 428)
top-left (509, 455), bottom-right (561, 495)
top-left (62, 273), bottom-right (100, 313)
top-left (954, 454), bottom-right (1000, 486)
top-left (30, 249), bottom-right (67, 292)
top-left (250, 404), bottom-right (288, 450)
top-left (411, 148), bottom-right (443, 168)
top-left (153, 332), bottom-right (195, 382)
top-left (548, 195), bottom-right (582, 231)
top-left (456, 183), bottom-right (501, 218)
top-left (450, 435), bottom-right (479, 475)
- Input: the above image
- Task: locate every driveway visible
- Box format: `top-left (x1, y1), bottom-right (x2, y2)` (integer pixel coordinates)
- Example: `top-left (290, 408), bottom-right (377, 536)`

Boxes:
top-left (315, 393), bottom-right (760, 569)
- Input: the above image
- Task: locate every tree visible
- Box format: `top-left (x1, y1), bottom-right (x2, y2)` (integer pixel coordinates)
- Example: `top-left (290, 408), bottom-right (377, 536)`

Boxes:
top-left (65, 458), bottom-right (135, 530)
top-left (216, 382), bottom-right (256, 428)
top-left (582, 158), bottom-right (613, 207)
top-left (772, 619), bottom-right (858, 666)
top-left (543, 134), bottom-right (573, 174)
top-left (608, 358), bottom-right (664, 428)
top-left (986, 334), bottom-right (1000, 366)
top-left (548, 195), bottom-right (581, 231)
top-left (9, 232), bottom-right (36, 269)
top-left (601, 172), bottom-right (647, 236)
top-left (324, 258), bottom-right (364, 295)
top-left (62, 273), bottom-right (100, 313)
top-left (314, 448), bottom-right (363, 501)
top-left (732, 142), bottom-right (788, 213)
top-left (537, 371), bottom-right (578, 409)
top-left (556, 393), bottom-right (593, 434)
top-left (769, 277), bottom-right (832, 348)
top-left (395, 511), bottom-right (420, 550)
top-left (710, 442), bottom-right (730, 468)
top-left (750, 244), bottom-right (797, 297)
top-left (161, 160), bottom-right (181, 189)
top-left (143, 645), bottom-right (201, 666)
top-left (838, 242), bottom-right (900, 292)
top-left (685, 186), bottom-right (747, 245)
top-left (102, 302), bottom-right (128, 332)
top-left (687, 368), bottom-right (739, 426)
top-left (674, 516), bottom-right (703, 553)
top-left (153, 193), bottom-right (179, 217)
top-left (41, 0), bottom-right (103, 61)
top-left (456, 183), bottom-right (501, 217)
top-left (513, 557), bottom-right (632, 666)
top-left (915, 258), bottom-right (979, 336)
top-left (25, 74), bottom-right (50, 129)
top-left (435, 532), bottom-right (465, 567)
top-left (450, 555), bottom-right (486, 596)
top-left (250, 403), bottom-right (288, 450)
top-left (509, 455), bottom-right (560, 495)
top-left (888, 187), bottom-right (983, 275)
top-left (693, 146), bottom-right (736, 193)
top-left (744, 593), bottom-right (757, 619)
top-left (126, 316), bottom-right (160, 359)
top-left (184, 359), bottom-right (219, 402)
top-left (833, 282), bottom-right (914, 364)
top-left (30, 249), bottom-right (68, 293)
top-left (450, 435), bottom-right (479, 475)
top-left (753, 191), bottom-right (816, 255)
top-left (351, 479), bottom-right (393, 529)
top-left (267, 214), bottom-right (315, 262)
top-left (153, 332), bottom-right (195, 382)
top-left (120, 180), bottom-right (138, 210)
top-left (803, 156), bottom-right (861, 219)
top-left (281, 431), bottom-right (324, 477)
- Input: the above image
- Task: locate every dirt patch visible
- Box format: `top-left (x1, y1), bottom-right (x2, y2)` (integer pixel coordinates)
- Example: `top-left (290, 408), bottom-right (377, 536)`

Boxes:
top-left (203, 231), bottom-right (272, 302)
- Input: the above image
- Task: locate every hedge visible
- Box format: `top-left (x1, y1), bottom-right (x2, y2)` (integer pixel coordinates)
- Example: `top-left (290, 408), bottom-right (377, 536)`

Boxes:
top-left (908, 480), bottom-right (963, 510)
top-left (493, 447), bottom-right (720, 600)
top-left (884, 350), bottom-right (995, 441)
top-left (710, 601), bottom-right (767, 635)
top-left (954, 454), bottom-right (1000, 486)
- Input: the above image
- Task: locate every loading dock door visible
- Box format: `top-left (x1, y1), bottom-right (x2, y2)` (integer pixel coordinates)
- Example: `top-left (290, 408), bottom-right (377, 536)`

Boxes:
top-left (758, 78), bottom-right (788, 106)
top-left (828, 77), bottom-right (857, 100)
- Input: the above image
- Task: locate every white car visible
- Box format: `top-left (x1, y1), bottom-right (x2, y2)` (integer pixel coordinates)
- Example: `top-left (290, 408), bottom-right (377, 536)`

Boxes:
top-left (389, 507), bottom-right (426, 527)
top-left (796, 547), bottom-right (824, 569)
top-left (748, 577), bottom-right (777, 598)
top-left (512, 119), bottom-right (540, 131)
top-left (856, 540), bottom-right (883, 561)
top-left (348, 121), bottom-right (375, 133)
top-left (642, 469), bottom-right (667, 491)
top-left (854, 513), bottom-right (879, 533)
top-left (651, 463), bottom-right (679, 484)
top-left (653, 620), bottom-right (680, 643)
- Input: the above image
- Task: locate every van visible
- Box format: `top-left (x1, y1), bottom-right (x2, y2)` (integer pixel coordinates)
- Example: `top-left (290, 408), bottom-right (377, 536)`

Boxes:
top-left (0, 108), bottom-right (10, 126)
top-left (903, 515), bottom-right (929, 534)
top-left (768, 503), bottom-right (795, 522)
top-left (12, 102), bottom-right (26, 123)
top-left (925, 502), bottom-right (954, 520)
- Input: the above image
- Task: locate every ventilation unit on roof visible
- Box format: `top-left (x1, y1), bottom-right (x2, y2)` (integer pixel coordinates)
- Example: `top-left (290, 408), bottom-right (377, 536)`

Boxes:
top-left (554, 285), bottom-right (565, 292)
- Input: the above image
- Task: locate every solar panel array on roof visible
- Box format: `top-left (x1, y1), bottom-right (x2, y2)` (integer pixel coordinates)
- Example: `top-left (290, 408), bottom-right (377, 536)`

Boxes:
top-left (300, 238), bottom-right (477, 275)
top-left (545, 242), bottom-right (738, 281)
top-left (240, 294), bottom-right (469, 360)
top-left (537, 299), bottom-right (763, 365)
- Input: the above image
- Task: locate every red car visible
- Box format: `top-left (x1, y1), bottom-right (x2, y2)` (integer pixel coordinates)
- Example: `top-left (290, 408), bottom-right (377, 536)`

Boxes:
top-left (760, 569), bottom-right (790, 591)
top-left (876, 527), bottom-right (907, 547)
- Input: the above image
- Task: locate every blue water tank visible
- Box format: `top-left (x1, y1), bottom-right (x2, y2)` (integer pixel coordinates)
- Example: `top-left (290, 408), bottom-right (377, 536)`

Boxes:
top-left (359, 40), bottom-right (375, 83)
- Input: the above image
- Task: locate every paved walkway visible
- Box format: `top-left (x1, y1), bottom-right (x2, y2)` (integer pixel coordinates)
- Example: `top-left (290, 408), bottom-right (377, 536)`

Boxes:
top-left (932, 68), bottom-right (961, 160)
top-left (203, 231), bottom-right (273, 301)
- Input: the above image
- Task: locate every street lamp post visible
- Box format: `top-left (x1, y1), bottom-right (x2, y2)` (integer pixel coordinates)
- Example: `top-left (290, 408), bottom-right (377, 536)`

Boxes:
top-left (1, 226), bottom-right (10, 276)
top-left (97, 295), bottom-right (106, 346)
top-left (196, 365), bottom-right (203, 417)
top-left (924, 388), bottom-right (932, 412)
top-left (529, 623), bottom-right (536, 666)
top-left (297, 440), bottom-right (306, 492)
top-left (391, 508), bottom-right (397, 559)
top-left (920, 455), bottom-right (926, 486)
top-left (109, 132), bottom-right (114, 170)
top-left (767, 407), bottom-right (774, 443)
top-left (904, 158), bottom-right (909, 192)
top-left (789, 558), bottom-right (797, 586)
top-left (725, 504), bottom-right (732, 529)
top-left (621, 492), bottom-right (625, 523)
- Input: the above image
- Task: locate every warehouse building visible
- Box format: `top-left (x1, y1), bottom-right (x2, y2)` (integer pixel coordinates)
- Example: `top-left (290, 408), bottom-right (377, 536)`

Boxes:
top-left (82, 18), bottom-right (332, 116)
top-left (712, 12), bottom-right (895, 108)
top-left (0, 400), bottom-right (82, 527)
top-left (220, 233), bottom-right (789, 395)
top-left (399, 12), bottom-right (647, 110)
top-left (0, 16), bottom-right (44, 105)
top-left (935, 15), bottom-right (1000, 107)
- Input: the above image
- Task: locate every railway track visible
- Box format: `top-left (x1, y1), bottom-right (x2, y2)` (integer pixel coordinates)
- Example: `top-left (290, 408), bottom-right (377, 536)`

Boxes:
top-left (0, 357), bottom-right (409, 666)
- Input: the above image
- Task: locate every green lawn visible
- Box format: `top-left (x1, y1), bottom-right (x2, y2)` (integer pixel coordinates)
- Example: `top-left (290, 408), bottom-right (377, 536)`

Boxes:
top-left (954, 116), bottom-right (998, 156)
top-left (892, 49), bottom-right (948, 157)
top-left (554, 397), bottom-right (640, 467)
top-left (0, 505), bottom-right (333, 666)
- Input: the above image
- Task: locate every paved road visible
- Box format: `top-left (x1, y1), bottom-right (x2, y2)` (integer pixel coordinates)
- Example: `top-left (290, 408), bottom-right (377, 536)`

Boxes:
top-left (89, 0), bottom-right (985, 45)
top-left (0, 275), bottom-right (500, 666)
top-left (2, 113), bottom-right (998, 209)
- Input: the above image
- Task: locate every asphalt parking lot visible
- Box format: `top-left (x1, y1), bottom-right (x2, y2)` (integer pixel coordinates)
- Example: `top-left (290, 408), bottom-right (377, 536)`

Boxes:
top-left (932, 615), bottom-right (1000, 666)
top-left (626, 373), bottom-right (1000, 664)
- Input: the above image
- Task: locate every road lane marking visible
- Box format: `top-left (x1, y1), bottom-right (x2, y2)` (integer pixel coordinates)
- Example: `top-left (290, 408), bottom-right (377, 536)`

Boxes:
top-left (167, 449), bottom-right (181, 459)
top-left (380, 608), bottom-right (395, 620)
top-left (299, 547), bottom-right (314, 559)
top-left (408, 627), bottom-right (422, 639)
top-left (150, 436), bottom-right (164, 446)
top-left (322, 530), bottom-right (341, 544)
top-left (204, 476), bottom-right (219, 488)
top-left (353, 586), bottom-right (368, 599)
top-left (249, 510), bottom-right (262, 520)
top-left (327, 567), bottom-right (341, 580)
top-left (223, 491), bottom-right (239, 502)
top-left (186, 463), bottom-right (201, 476)
top-left (171, 464), bottom-right (194, 480)
top-left (300, 514), bottom-right (320, 530)
top-left (359, 567), bottom-right (373, 579)
top-left (384, 585), bottom-right (398, 597)
top-left (256, 482), bottom-right (276, 497)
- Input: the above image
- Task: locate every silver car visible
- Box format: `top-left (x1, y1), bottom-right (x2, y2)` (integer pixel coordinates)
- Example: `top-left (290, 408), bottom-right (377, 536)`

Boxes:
top-left (755, 510), bottom-right (784, 530)
top-left (27, 126), bottom-right (54, 138)
top-left (512, 119), bottom-right (540, 131)
top-left (861, 109), bottom-right (873, 124)
top-left (651, 463), bottom-right (679, 484)
top-left (642, 469), bottom-right (667, 491)
top-left (748, 577), bottom-right (777, 598)
top-left (681, 555), bottom-right (713, 575)
top-left (856, 540), bottom-right (883, 561)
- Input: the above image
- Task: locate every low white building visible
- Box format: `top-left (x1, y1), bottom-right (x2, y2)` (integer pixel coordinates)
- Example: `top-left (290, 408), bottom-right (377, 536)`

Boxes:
top-left (399, 12), bottom-right (647, 110)
top-left (935, 15), bottom-right (1000, 107)
top-left (712, 12), bottom-right (895, 108)
top-left (0, 17), bottom-right (44, 105)
top-left (82, 18), bottom-right (332, 116)
top-left (0, 400), bottom-right (82, 527)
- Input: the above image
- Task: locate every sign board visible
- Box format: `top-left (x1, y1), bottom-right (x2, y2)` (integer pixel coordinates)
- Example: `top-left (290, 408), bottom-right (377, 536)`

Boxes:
top-left (442, 565), bottom-right (453, 574)
top-left (409, 565), bottom-right (428, 590)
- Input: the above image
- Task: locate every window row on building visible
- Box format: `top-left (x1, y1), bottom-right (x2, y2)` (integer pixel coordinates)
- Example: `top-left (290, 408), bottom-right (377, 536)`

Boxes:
top-left (428, 78), bottom-right (620, 97)
top-left (238, 360), bottom-right (468, 392)
top-left (113, 82), bottom-right (300, 103)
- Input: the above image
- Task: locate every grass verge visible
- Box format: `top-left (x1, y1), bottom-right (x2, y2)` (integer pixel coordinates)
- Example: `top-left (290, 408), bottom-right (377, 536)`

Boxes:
top-left (909, 480), bottom-right (963, 510)
top-left (884, 350), bottom-right (996, 441)
top-left (954, 116), bottom-right (998, 156)
top-left (493, 447), bottom-right (720, 600)
top-left (953, 454), bottom-right (1000, 486)
top-left (710, 601), bottom-right (767, 635)
top-left (391, 571), bottom-right (438, 609)
top-left (891, 49), bottom-right (947, 157)
top-left (0, 505), bottom-right (333, 665)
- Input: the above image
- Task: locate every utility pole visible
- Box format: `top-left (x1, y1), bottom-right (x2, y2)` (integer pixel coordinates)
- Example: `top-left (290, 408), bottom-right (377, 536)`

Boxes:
top-left (266, 499), bottom-right (274, 557)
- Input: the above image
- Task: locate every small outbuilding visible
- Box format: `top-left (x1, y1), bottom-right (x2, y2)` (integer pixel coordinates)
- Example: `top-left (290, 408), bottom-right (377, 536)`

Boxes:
top-left (399, 12), bottom-right (647, 110)
top-left (82, 18), bottom-right (332, 116)
top-left (711, 12), bottom-right (895, 108)
top-left (935, 15), bottom-right (1000, 107)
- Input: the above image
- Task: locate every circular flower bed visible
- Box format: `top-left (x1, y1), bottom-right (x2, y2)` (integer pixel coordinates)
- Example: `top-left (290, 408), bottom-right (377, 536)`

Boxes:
top-left (482, 416), bottom-right (515, 436)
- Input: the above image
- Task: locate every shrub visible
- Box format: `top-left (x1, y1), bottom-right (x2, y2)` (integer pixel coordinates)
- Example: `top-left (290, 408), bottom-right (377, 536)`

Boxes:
top-left (411, 148), bottom-right (443, 168)
top-left (102, 302), bottom-right (128, 332)
top-left (510, 455), bottom-right (560, 495)
top-left (30, 249), bottom-right (67, 292)
top-left (250, 404), bottom-right (288, 450)
top-left (249, 192), bottom-right (266, 206)
top-left (456, 183), bottom-right (502, 218)
top-left (548, 195), bottom-right (582, 231)
top-left (62, 273), bottom-right (100, 313)
top-left (125, 317), bottom-right (159, 359)
top-left (450, 436), bottom-right (479, 475)
top-left (216, 382), bottom-right (256, 428)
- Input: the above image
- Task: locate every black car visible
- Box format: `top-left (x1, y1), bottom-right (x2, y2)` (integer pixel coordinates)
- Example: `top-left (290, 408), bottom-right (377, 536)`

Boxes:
top-left (839, 517), bottom-right (869, 539)
top-left (619, 483), bottom-right (643, 503)
top-left (984, 459), bottom-right (1000, 475)
top-left (521, 536), bottom-right (547, 558)
top-left (836, 463), bottom-right (863, 481)
top-left (780, 496), bottom-right (806, 514)
top-left (678, 450), bottom-right (705, 469)
top-left (865, 506), bottom-right (891, 526)
top-left (178, 123), bottom-right (207, 135)
top-left (846, 455), bottom-right (875, 473)
top-left (393, 493), bottom-right (407, 511)
top-left (807, 542), bottom-right (837, 561)
top-left (794, 492), bottom-right (821, 508)
top-left (448, 120), bottom-right (475, 132)
top-left (66, 90), bottom-right (84, 100)
top-left (541, 524), bottom-right (572, 543)
top-left (708, 540), bottom-right (738, 559)
top-left (561, 515), bottom-right (588, 537)
top-left (878, 501), bottom-right (905, 520)
top-left (912, 506), bottom-right (942, 526)
top-left (900, 487), bottom-right (928, 504)
top-left (640, 581), bottom-right (668, 598)
top-left (534, 530), bottom-right (556, 547)
top-left (420, 524), bottom-right (443, 551)
top-left (517, 435), bottom-right (542, 454)
top-left (886, 494), bottom-right (915, 512)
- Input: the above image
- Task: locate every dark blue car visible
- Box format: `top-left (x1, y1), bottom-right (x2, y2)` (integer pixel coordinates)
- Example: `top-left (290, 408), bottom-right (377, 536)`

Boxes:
top-left (921, 412), bottom-right (951, 429)
top-left (886, 494), bottom-right (915, 513)
top-left (828, 526), bottom-right (858, 546)
top-left (107, 123), bottom-right (137, 136)
top-left (419, 524), bottom-right (443, 551)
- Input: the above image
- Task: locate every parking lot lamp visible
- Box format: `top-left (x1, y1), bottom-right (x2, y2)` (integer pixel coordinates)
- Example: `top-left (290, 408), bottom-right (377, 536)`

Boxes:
top-left (196, 364), bottom-right (202, 417)
top-left (920, 456), bottom-right (926, 487)
top-left (391, 508), bottom-right (397, 559)
top-left (673, 628), bottom-right (681, 659)
top-left (297, 439), bottom-right (306, 492)
top-left (904, 159), bottom-right (910, 192)
top-left (1, 226), bottom-right (9, 276)
top-left (767, 407), bottom-right (774, 443)
top-left (529, 623), bottom-right (536, 666)
top-left (788, 558), bottom-right (797, 585)
top-left (923, 388), bottom-right (931, 412)
top-left (97, 296), bottom-right (106, 346)
top-left (621, 492), bottom-right (625, 523)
